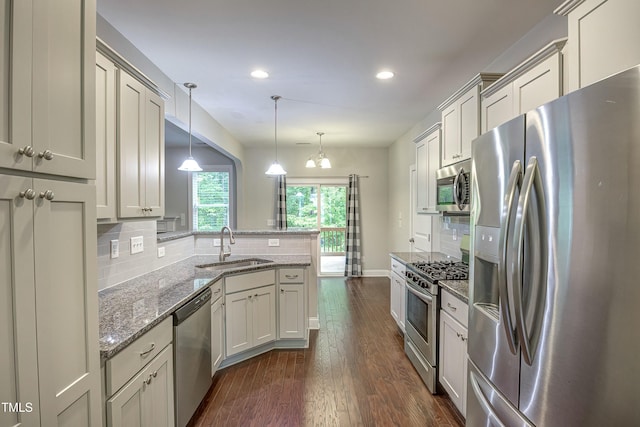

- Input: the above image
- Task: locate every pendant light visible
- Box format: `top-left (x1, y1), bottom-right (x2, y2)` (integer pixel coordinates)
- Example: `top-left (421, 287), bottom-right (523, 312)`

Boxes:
top-left (178, 82), bottom-right (203, 172)
top-left (265, 95), bottom-right (287, 175)
top-left (305, 132), bottom-right (332, 169)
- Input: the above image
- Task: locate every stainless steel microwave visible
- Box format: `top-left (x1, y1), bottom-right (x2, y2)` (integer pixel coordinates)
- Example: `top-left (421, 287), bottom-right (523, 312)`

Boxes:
top-left (436, 159), bottom-right (471, 213)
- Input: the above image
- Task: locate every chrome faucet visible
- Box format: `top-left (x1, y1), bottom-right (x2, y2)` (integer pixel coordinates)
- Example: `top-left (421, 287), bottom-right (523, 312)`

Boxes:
top-left (219, 226), bottom-right (236, 261)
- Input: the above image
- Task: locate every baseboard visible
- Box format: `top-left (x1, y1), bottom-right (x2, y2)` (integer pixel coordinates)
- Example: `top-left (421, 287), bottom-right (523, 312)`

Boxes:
top-left (308, 317), bottom-right (320, 330)
top-left (362, 269), bottom-right (390, 277)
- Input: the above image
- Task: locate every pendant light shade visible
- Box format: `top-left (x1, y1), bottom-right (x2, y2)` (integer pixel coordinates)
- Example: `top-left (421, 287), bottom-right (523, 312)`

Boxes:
top-left (265, 95), bottom-right (287, 175)
top-left (178, 83), bottom-right (203, 172)
top-left (305, 132), bottom-right (332, 169)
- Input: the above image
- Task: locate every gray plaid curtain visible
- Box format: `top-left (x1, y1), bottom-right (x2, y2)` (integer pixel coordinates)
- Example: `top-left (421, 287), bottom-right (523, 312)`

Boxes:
top-left (344, 174), bottom-right (362, 277)
top-left (276, 175), bottom-right (287, 230)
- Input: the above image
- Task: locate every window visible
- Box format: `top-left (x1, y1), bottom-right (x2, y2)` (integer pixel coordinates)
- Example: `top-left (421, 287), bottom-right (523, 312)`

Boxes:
top-left (191, 167), bottom-right (232, 231)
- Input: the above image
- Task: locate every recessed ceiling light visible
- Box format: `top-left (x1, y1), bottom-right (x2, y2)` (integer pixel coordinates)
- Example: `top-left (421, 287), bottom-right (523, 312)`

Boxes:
top-left (376, 70), bottom-right (395, 80)
top-left (251, 69), bottom-right (269, 79)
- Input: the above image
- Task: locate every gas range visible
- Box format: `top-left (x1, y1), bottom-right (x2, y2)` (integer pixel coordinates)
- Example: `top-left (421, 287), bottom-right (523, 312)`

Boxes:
top-left (405, 261), bottom-right (469, 295)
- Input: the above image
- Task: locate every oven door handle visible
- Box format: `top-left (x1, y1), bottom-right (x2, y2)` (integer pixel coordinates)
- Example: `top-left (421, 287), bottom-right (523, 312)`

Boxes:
top-left (453, 167), bottom-right (464, 210)
top-left (407, 284), bottom-right (433, 304)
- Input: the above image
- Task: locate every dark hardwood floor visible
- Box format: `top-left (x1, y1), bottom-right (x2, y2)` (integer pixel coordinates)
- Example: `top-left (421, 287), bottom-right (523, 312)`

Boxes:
top-left (190, 276), bottom-right (465, 427)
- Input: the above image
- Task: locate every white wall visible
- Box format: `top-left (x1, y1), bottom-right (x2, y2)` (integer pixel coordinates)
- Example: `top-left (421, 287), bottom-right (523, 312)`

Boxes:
top-left (242, 145), bottom-right (390, 273)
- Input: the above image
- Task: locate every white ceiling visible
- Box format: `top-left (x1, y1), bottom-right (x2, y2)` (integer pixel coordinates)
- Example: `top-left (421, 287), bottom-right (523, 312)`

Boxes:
top-left (97, 0), bottom-right (564, 148)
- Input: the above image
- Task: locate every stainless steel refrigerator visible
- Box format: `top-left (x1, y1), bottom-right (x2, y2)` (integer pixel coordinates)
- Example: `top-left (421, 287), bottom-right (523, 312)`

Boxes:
top-left (467, 65), bottom-right (640, 426)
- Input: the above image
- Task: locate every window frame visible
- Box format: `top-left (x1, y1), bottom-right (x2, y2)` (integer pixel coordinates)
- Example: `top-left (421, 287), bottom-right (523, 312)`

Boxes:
top-left (188, 165), bottom-right (235, 231)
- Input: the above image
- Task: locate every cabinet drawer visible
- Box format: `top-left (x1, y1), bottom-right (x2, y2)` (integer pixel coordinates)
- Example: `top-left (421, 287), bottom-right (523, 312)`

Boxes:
top-left (106, 316), bottom-right (172, 397)
top-left (210, 279), bottom-right (223, 302)
top-left (279, 268), bottom-right (304, 284)
top-left (390, 257), bottom-right (406, 276)
top-left (441, 289), bottom-right (468, 328)
top-left (225, 269), bottom-right (275, 294)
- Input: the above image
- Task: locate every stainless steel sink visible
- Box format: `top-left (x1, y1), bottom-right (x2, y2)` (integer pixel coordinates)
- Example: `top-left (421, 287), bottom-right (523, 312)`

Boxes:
top-left (196, 258), bottom-right (272, 271)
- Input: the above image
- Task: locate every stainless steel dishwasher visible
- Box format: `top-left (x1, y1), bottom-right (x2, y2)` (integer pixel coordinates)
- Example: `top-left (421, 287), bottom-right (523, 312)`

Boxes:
top-left (173, 287), bottom-right (212, 427)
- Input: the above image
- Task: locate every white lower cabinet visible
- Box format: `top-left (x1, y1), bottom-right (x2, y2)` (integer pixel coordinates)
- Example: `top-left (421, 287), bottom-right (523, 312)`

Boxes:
top-left (225, 271), bottom-right (277, 357)
top-left (439, 290), bottom-right (469, 416)
top-left (107, 344), bottom-right (174, 427)
top-left (0, 175), bottom-right (101, 427)
top-left (389, 257), bottom-right (407, 332)
top-left (211, 295), bottom-right (224, 375)
top-left (278, 284), bottom-right (305, 339)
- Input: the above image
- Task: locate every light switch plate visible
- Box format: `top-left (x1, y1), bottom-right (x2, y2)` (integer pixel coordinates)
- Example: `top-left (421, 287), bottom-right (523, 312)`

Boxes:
top-left (213, 238), bottom-right (221, 247)
top-left (110, 240), bottom-right (119, 259)
top-left (157, 247), bottom-right (165, 258)
top-left (268, 239), bottom-right (280, 247)
top-left (131, 236), bottom-right (144, 254)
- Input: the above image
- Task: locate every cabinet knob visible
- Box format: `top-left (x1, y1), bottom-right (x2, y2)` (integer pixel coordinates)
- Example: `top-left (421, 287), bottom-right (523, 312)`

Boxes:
top-left (144, 376), bottom-right (152, 385)
top-left (38, 149), bottom-right (54, 161)
top-left (248, 295), bottom-right (252, 300)
top-left (409, 238), bottom-right (415, 243)
top-left (254, 294), bottom-right (259, 298)
top-left (19, 189), bottom-right (36, 200)
top-left (280, 289), bottom-right (285, 294)
top-left (152, 371), bottom-right (157, 378)
top-left (18, 146), bottom-right (35, 157)
top-left (39, 190), bottom-right (55, 201)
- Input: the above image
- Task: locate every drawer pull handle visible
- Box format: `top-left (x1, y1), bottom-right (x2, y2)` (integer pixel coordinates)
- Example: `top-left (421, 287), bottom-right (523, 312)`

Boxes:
top-left (447, 302), bottom-right (457, 312)
top-left (139, 343), bottom-right (155, 357)
top-left (285, 274), bottom-right (299, 279)
top-left (213, 288), bottom-right (221, 294)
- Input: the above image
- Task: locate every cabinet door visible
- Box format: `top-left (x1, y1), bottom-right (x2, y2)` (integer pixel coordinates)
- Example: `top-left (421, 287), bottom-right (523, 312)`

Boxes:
top-left (390, 272), bottom-right (406, 332)
top-left (211, 298), bottom-right (224, 373)
top-left (118, 71), bottom-right (146, 218)
top-left (482, 84), bottom-right (514, 133)
top-left (32, 0), bottom-right (96, 179)
top-left (0, 0), bottom-right (32, 172)
top-left (565, 0), bottom-right (640, 91)
top-left (106, 374), bottom-right (144, 427)
top-left (96, 52), bottom-right (117, 220)
top-left (458, 86), bottom-right (479, 161)
top-left (439, 310), bottom-right (468, 416)
top-left (279, 284), bottom-right (305, 339)
top-left (389, 274), bottom-right (399, 323)
top-left (0, 175), bottom-right (40, 427)
top-left (143, 90), bottom-right (164, 217)
top-left (32, 179), bottom-right (102, 426)
top-left (441, 103), bottom-right (459, 166)
top-left (426, 129), bottom-right (440, 211)
top-left (513, 53), bottom-right (562, 114)
top-left (225, 289), bottom-right (253, 357)
top-left (253, 285), bottom-right (276, 346)
top-left (144, 345), bottom-right (174, 427)
top-left (415, 139), bottom-right (429, 213)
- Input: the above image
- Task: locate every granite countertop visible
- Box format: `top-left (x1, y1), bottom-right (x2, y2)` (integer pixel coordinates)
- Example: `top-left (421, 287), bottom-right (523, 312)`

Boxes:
top-left (157, 229), bottom-right (320, 243)
top-left (389, 251), bottom-right (469, 304)
top-left (439, 280), bottom-right (469, 304)
top-left (98, 254), bottom-right (311, 360)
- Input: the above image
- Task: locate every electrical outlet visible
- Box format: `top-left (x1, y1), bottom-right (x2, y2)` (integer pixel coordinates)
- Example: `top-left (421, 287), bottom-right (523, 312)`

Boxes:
top-left (180, 213), bottom-right (186, 226)
top-left (213, 238), bottom-right (221, 247)
top-left (267, 219), bottom-right (275, 226)
top-left (157, 247), bottom-right (165, 258)
top-left (268, 239), bottom-right (280, 247)
top-left (110, 240), bottom-right (119, 259)
top-left (130, 236), bottom-right (144, 254)
top-left (452, 229), bottom-right (458, 241)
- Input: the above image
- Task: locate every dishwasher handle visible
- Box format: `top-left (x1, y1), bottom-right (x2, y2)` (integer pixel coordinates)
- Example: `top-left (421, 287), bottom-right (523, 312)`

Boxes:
top-left (173, 288), bottom-right (212, 325)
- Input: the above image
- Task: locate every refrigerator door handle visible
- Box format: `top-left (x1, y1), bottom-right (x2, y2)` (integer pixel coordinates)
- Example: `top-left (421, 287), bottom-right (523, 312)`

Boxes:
top-left (498, 160), bottom-right (521, 354)
top-left (512, 156), bottom-right (547, 366)
top-left (469, 369), bottom-right (508, 427)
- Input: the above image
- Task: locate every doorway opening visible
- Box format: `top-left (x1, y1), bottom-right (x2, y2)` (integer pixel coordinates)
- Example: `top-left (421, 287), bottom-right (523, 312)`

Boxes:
top-left (286, 183), bottom-right (347, 275)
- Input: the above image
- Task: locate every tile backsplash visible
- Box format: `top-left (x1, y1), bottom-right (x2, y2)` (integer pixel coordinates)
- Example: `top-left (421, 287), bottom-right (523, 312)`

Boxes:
top-left (438, 216), bottom-right (470, 259)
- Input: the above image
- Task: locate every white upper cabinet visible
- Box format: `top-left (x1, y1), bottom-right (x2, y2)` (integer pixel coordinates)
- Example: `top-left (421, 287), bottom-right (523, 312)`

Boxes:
top-left (118, 70), bottom-right (165, 218)
top-left (481, 39), bottom-right (566, 133)
top-left (556, 0), bottom-right (640, 92)
top-left (439, 73), bottom-right (502, 166)
top-left (414, 123), bottom-right (441, 214)
top-left (1, 0), bottom-right (95, 178)
top-left (96, 52), bottom-right (117, 220)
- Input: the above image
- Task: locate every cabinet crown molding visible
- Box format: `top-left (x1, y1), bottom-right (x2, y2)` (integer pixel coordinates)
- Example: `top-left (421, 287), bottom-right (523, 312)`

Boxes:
top-left (97, 37), bottom-right (171, 100)
top-left (438, 73), bottom-right (503, 111)
top-left (554, 0), bottom-right (588, 15)
top-left (481, 38), bottom-right (567, 98)
top-left (413, 122), bottom-right (441, 143)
